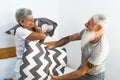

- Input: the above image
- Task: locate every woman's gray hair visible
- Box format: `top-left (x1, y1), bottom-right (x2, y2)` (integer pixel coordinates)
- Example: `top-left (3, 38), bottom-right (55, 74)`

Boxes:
top-left (15, 8), bottom-right (32, 22)
top-left (92, 14), bottom-right (108, 28)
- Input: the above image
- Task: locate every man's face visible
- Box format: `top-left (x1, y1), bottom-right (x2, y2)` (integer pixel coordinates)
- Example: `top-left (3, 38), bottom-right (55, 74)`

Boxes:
top-left (19, 15), bottom-right (35, 30)
top-left (81, 18), bottom-right (96, 46)
top-left (85, 18), bottom-right (98, 32)
top-left (81, 18), bottom-right (103, 47)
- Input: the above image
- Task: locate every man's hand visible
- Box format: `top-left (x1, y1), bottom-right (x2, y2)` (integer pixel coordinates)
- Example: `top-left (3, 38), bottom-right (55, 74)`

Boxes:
top-left (50, 74), bottom-right (58, 80)
top-left (50, 74), bottom-right (67, 80)
top-left (47, 45), bottom-right (55, 50)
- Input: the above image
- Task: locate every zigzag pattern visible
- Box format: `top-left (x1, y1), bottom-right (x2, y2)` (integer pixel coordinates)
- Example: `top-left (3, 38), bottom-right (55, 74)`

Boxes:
top-left (19, 40), bottom-right (67, 80)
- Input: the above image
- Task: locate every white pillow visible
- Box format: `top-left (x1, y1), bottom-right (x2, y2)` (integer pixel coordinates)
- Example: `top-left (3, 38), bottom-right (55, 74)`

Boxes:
top-left (5, 18), bottom-right (57, 37)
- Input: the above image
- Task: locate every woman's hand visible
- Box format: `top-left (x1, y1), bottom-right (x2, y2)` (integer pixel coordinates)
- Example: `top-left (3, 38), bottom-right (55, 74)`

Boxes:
top-left (32, 24), bottom-right (43, 33)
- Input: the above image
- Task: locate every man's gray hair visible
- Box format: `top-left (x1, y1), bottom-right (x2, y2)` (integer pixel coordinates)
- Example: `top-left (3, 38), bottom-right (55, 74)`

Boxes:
top-left (92, 14), bottom-right (108, 28)
top-left (15, 8), bottom-right (32, 22)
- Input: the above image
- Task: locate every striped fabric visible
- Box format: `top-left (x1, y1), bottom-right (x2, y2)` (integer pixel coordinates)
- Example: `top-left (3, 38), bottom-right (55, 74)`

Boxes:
top-left (19, 40), bottom-right (67, 80)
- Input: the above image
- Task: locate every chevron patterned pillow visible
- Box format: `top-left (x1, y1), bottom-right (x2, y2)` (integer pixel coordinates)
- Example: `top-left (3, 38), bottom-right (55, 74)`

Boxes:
top-left (19, 40), bottom-right (67, 80)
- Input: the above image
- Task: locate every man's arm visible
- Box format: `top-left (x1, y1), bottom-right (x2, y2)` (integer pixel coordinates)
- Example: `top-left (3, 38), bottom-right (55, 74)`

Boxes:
top-left (51, 60), bottom-right (96, 80)
top-left (48, 33), bottom-right (80, 49)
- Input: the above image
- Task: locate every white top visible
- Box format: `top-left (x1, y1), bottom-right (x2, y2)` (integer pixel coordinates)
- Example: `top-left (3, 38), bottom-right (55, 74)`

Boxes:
top-left (79, 29), bottom-right (109, 75)
top-left (14, 27), bottom-right (32, 72)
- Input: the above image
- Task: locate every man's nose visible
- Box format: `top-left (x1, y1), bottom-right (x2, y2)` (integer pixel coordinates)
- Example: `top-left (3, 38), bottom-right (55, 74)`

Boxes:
top-left (85, 23), bottom-right (88, 28)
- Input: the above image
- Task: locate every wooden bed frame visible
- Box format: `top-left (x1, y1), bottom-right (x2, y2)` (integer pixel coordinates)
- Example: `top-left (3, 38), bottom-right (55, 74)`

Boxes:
top-left (0, 41), bottom-right (56, 59)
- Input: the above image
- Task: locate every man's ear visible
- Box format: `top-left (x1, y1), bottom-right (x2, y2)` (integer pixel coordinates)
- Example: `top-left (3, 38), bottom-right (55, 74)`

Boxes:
top-left (96, 24), bottom-right (102, 31)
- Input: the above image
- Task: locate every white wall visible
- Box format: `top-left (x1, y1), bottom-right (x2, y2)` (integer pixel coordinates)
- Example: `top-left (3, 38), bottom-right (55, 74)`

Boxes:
top-left (0, 0), bottom-right (59, 79)
top-left (59, 0), bottom-right (120, 80)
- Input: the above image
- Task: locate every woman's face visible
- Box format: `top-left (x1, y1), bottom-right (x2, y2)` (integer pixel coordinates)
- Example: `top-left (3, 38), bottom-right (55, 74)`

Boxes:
top-left (19, 15), bottom-right (35, 30)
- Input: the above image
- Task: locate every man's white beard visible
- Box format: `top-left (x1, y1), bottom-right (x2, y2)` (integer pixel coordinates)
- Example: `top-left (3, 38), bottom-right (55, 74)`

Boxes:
top-left (81, 30), bottom-right (96, 47)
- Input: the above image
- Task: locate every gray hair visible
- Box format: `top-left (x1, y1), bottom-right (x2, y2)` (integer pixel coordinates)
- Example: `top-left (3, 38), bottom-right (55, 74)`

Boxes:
top-left (92, 14), bottom-right (108, 28)
top-left (15, 8), bottom-right (32, 22)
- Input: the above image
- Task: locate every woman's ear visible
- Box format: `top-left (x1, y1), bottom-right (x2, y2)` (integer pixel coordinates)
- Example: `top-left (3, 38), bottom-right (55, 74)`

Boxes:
top-left (19, 20), bottom-right (24, 26)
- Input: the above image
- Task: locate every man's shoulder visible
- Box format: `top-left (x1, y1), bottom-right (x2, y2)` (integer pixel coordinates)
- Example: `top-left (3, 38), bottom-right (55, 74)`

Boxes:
top-left (78, 29), bottom-right (86, 36)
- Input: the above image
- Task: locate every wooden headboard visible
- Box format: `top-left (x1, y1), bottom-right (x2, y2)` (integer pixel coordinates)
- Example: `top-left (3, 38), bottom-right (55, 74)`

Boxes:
top-left (0, 41), bottom-right (56, 59)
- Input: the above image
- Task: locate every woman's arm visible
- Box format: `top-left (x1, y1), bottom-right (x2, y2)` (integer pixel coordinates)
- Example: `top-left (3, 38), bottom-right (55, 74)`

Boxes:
top-left (26, 25), bottom-right (46, 41)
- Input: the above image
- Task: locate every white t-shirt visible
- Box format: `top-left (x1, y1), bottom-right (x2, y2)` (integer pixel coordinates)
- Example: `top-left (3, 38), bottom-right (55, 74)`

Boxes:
top-left (15, 27), bottom-right (32, 72)
top-left (79, 29), bottom-right (109, 75)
